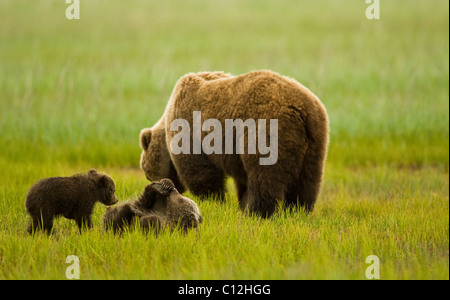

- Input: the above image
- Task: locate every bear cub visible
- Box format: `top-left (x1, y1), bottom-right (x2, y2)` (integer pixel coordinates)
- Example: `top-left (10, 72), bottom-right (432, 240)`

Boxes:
top-left (25, 169), bottom-right (118, 234)
top-left (103, 179), bottom-right (202, 234)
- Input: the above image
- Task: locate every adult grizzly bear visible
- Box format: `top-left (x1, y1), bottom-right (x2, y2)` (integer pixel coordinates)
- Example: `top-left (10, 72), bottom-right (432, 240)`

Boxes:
top-left (140, 70), bottom-right (329, 218)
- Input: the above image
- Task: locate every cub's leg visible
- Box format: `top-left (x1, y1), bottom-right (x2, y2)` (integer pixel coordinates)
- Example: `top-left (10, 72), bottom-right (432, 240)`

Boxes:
top-left (139, 215), bottom-right (163, 234)
top-left (27, 212), bottom-right (54, 235)
top-left (76, 215), bottom-right (93, 232)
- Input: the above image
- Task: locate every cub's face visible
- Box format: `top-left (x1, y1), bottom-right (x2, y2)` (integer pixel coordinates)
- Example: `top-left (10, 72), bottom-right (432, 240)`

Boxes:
top-left (169, 195), bottom-right (203, 229)
top-left (151, 179), bottom-right (203, 230)
top-left (139, 128), bottom-right (171, 182)
top-left (89, 169), bottom-right (119, 206)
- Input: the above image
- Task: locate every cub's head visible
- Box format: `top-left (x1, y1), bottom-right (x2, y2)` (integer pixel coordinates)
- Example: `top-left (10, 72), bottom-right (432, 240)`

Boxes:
top-left (151, 179), bottom-right (203, 231)
top-left (88, 169), bottom-right (119, 206)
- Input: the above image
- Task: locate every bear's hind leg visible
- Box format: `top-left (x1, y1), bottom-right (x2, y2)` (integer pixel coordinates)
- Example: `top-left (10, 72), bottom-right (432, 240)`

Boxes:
top-left (27, 216), bottom-right (43, 234)
top-left (42, 218), bottom-right (55, 234)
top-left (285, 182), bottom-right (314, 212)
top-left (28, 212), bottom-right (54, 235)
top-left (294, 150), bottom-right (326, 213)
top-left (235, 181), bottom-right (248, 212)
top-left (243, 177), bottom-right (285, 218)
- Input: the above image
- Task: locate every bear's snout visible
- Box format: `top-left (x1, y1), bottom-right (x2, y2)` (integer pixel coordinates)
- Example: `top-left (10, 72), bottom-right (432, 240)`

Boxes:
top-left (110, 195), bottom-right (119, 205)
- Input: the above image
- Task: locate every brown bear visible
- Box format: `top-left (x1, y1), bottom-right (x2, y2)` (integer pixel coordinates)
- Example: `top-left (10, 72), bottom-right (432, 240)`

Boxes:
top-left (103, 184), bottom-right (161, 233)
top-left (103, 179), bottom-right (202, 234)
top-left (140, 70), bottom-right (329, 218)
top-left (25, 169), bottom-right (118, 234)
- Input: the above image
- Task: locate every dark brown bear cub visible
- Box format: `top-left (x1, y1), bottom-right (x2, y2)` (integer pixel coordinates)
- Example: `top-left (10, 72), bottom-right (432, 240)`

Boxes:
top-left (25, 169), bottom-right (118, 234)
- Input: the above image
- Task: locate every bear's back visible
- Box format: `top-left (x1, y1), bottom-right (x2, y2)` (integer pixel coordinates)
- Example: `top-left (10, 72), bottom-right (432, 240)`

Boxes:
top-left (167, 70), bottom-right (321, 122)
top-left (25, 176), bottom-right (92, 215)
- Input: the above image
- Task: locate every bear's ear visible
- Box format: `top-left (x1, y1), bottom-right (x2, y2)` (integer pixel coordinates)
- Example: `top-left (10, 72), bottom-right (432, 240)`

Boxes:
top-left (140, 128), bottom-right (152, 150)
top-left (88, 169), bottom-right (98, 176)
top-left (96, 175), bottom-right (111, 188)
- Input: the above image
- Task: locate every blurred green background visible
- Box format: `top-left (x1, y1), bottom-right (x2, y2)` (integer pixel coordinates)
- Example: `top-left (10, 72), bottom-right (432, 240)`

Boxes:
top-left (1, 0), bottom-right (448, 169)
top-left (0, 0), bottom-right (448, 280)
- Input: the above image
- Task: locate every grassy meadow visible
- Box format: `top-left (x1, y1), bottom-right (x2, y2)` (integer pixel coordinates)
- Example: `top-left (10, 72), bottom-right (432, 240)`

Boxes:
top-left (0, 0), bottom-right (448, 279)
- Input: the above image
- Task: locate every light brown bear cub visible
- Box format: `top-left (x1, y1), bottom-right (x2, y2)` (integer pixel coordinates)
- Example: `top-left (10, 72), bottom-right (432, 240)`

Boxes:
top-left (140, 70), bottom-right (329, 218)
top-left (25, 169), bottom-right (118, 234)
top-left (103, 179), bottom-right (202, 234)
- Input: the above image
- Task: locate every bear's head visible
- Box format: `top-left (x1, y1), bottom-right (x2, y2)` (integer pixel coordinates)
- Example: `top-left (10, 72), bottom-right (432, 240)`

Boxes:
top-left (151, 179), bottom-right (203, 231)
top-left (139, 127), bottom-right (185, 193)
top-left (140, 127), bottom-right (169, 181)
top-left (88, 169), bottom-right (119, 206)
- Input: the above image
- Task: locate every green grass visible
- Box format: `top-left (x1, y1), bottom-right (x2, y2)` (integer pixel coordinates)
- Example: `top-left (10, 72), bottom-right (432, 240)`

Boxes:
top-left (0, 0), bottom-right (448, 279)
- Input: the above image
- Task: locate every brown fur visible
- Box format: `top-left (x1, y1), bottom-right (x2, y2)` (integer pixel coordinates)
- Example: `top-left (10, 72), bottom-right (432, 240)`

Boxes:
top-left (25, 169), bottom-right (118, 234)
top-left (140, 70), bottom-right (329, 218)
top-left (103, 179), bottom-right (202, 234)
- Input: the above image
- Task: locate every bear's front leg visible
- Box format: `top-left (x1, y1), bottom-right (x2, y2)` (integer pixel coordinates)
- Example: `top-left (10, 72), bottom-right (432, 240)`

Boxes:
top-left (173, 155), bottom-right (226, 201)
top-left (189, 176), bottom-right (225, 202)
top-left (76, 215), bottom-right (93, 232)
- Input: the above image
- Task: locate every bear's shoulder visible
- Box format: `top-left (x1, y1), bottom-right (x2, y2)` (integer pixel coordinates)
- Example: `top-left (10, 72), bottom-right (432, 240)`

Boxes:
top-left (175, 71), bottom-right (232, 88)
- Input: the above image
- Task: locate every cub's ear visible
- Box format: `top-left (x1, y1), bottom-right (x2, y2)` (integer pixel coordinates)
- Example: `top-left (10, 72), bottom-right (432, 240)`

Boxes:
top-left (96, 175), bottom-right (110, 187)
top-left (88, 169), bottom-right (98, 176)
top-left (140, 128), bottom-right (152, 150)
